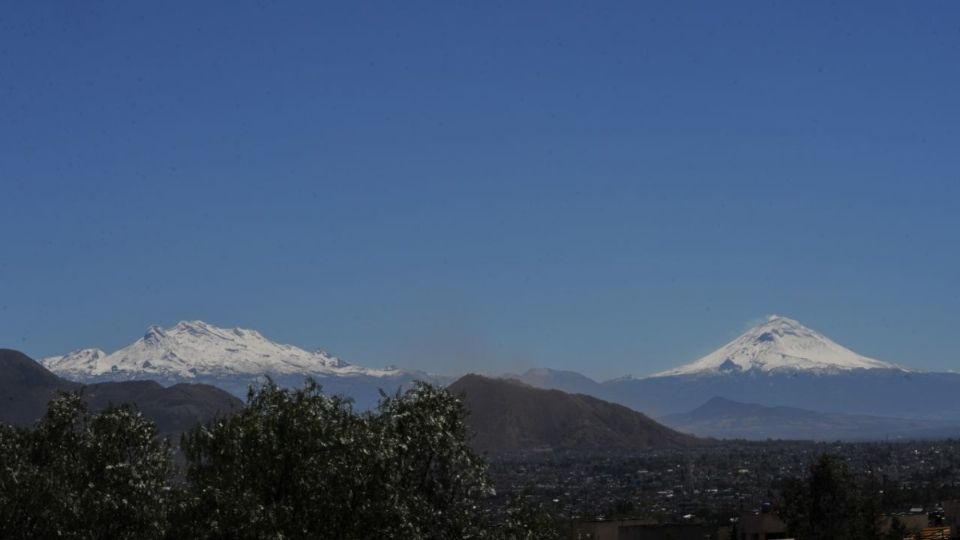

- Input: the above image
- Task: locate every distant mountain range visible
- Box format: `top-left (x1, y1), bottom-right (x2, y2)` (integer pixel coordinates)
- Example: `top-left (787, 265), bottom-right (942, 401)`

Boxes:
top-left (5, 347), bottom-right (700, 451)
top-left (661, 397), bottom-right (960, 442)
top-left (448, 374), bottom-right (700, 452)
top-left (0, 349), bottom-right (240, 439)
top-left (42, 321), bottom-right (442, 408)
top-left (513, 316), bottom-right (960, 422)
top-left (502, 368), bottom-right (607, 397)
top-left (31, 315), bottom-right (960, 441)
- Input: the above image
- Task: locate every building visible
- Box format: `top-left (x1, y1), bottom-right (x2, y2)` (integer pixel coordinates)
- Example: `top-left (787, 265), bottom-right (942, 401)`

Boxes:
top-left (734, 509), bottom-right (790, 540)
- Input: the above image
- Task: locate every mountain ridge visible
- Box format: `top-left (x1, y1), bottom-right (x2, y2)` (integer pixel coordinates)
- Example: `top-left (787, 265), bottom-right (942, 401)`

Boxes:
top-left (41, 321), bottom-right (439, 408)
top-left (42, 320), bottom-right (400, 381)
top-left (448, 374), bottom-right (701, 452)
top-left (0, 349), bottom-right (241, 439)
top-left (662, 396), bottom-right (960, 441)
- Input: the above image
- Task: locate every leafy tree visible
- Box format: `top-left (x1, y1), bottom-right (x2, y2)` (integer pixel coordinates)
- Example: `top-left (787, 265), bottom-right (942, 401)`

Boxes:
top-left (0, 382), bottom-right (563, 539)
top-left (174, 379), bottom-right (496, 539)
top-left (781, 453), bottom-right (882, 540)
top-left (883, 516), bottom-right (910, 540)
top-left (0, 392), bottom-right (173, 539)
top-left (0, 423), bottom-right (29, 530)
top-left (371, 381), bottom-right (494, 538)
top-left (494, 493), bottom-right (566, 540)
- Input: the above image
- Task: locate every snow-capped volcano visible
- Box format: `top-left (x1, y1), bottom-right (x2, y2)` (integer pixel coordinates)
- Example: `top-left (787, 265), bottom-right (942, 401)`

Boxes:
top-left (42, 320), bottom-right (401, 382)
top-left (651, 315), bottom-right (902, 377)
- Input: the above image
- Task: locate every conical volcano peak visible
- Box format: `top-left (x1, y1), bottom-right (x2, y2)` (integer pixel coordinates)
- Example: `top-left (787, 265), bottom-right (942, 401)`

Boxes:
top-left (651, 315), bottom-right (902, 377)
top-left (743, 315), bottom-right (819, 343)
top-left (762, 314), bottom-right (805, 329)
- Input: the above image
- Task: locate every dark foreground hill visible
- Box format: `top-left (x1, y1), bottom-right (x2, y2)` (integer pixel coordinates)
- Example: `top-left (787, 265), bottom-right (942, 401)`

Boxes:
top-left (448, 374), bottom-right (700, 452)
top-left (661, 397), bottom-right (960, 442)
top-left (0, 349), bottom-right (242, 438)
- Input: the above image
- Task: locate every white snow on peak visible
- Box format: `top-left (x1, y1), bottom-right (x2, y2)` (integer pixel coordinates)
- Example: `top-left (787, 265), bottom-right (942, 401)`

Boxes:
top-left (650, 315), bottom-right (903, 377)
top-left (41, 320), bottom-right (402, 381)
top-left (42, 348), bottom-right (108, 372)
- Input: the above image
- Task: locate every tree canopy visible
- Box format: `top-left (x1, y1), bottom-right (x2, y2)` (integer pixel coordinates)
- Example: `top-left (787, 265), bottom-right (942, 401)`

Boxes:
top-left (781, 453), bottom-right (883, 540)
top-left (174, 380), bottom-right (493, 538)
top-left (0, 393), bottom-right (172, 539)
top-left (0, 381), bottom-right (560, 539)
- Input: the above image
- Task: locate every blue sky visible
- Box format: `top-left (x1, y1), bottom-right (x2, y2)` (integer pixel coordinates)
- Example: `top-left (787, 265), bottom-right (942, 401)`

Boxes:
top-left (1, 2), bottom-right (958, 379)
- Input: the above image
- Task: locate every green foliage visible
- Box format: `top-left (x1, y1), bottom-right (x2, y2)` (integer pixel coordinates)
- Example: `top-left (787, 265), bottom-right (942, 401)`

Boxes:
top-left (883, 516), bottom-right (910, 540)
top-left (781, 453), bottom-right (883, 540)
top-left (494, 494), bottom-right (566, 540)
top-left (174, 379), bottom-right (497, 539)
top-left (0, 382), bottom-right (562, 539)
top-left (0, 392), bottom-right (173, 539)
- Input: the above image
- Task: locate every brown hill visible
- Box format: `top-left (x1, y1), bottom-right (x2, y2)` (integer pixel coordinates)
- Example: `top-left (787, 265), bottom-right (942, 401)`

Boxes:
top-left (0, 348), bottom-right (80, 426)
top-left (448, 374), bottom-right (700, 452)
top-left (0, 349), bottom-right (242, 439)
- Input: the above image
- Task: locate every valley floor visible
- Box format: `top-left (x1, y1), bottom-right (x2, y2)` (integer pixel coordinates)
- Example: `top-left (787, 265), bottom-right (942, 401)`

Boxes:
top-left (485, 439), bottom-right (960, 528)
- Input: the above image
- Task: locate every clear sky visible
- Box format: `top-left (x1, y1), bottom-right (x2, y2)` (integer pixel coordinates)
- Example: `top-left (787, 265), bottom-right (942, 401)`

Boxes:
top-left (2, 2), bottom-right (958, 380)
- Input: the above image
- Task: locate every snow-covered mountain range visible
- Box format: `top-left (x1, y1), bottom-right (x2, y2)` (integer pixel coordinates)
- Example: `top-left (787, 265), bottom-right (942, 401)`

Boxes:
top-left (42, 321), bottom-right (425, 406)
top-left (42, 320), bottom-right (400, 381)
top-left (40, 315), bottom-right (960, 425)
top-left (650, 315), bottom-right (902, 377)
